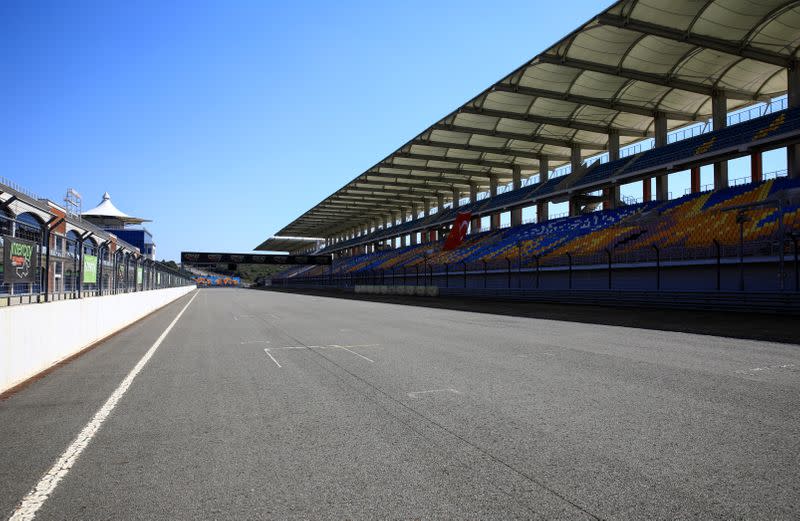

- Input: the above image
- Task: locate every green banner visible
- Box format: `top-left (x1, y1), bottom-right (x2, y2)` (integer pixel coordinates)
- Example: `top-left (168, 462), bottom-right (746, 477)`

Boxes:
top-left (82, 254), bottom-right (98, 284)
top-left (3, 235), bottom-right (39, 284)
top-left (137, 266), bottom-right (143, 284)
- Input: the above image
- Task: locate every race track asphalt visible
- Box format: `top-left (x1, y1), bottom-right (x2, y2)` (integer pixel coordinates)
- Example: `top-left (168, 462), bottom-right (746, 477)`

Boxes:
top-left (1, 288), bottom-right (798, 520)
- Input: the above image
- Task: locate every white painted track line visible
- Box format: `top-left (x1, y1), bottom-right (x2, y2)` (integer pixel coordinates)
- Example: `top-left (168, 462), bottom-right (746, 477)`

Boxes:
top-left (263, 349), bottom-right (282, 368)
top-left (7, 291), bottom-right (199, 521)
top-left (330, 345), bottom-right (374, 363)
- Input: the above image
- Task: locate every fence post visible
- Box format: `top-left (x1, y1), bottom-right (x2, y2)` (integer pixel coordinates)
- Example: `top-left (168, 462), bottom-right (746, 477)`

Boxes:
top-left (416, 265), bottom-right (419, 286)
top-left (462, 261), bottom-right (467, 288)
top-left (791, 233), bottom-right (799, 292)
top-left (535, 255), bottom-right (540, 289)
top-left (506, 258), bottom-right (511, 289)
top-left (713, 239), bottom-right (721, 290)
top-left (43, 224), bottom-right (51, 302)
top-left (567, 252), bottom-right (573, 289)
top-left (482, 259), bottom-right (488, 289)
top-left (445, 263), bottom-right (449, 288)
top-left (605, 248), bottom-right (612, 289)
top-left (77, 237), bottom-right (84, 299)
top-left (652, 245), bottom-right (660, 290)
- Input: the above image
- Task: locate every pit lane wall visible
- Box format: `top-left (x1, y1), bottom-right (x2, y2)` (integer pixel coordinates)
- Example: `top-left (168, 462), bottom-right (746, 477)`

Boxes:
top-left (1, 286), bottom-right (196, 394)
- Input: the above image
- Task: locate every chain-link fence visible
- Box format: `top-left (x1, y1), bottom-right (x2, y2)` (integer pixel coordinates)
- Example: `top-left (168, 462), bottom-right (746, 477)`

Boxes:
top-left (0, 213), bottom-right (194, 306)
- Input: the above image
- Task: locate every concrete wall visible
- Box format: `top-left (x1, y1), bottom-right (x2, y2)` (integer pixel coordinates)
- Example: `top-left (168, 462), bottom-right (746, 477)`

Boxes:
top-left (1, 286), bottom-right (195, 394)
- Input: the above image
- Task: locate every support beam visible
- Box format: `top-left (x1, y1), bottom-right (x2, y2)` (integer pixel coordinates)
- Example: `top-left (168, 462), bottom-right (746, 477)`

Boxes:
top-left (655, 174), bottom-right (669, 201)
top-left (493, 83), bottom-right (697, 121)
top-left (691, 166), bottom-right (701, 193)
top-left (596, 13), bottom-right (790, 68)
top-left (570, 145), bottom-right (581, 173)
top-left (712, 91), bottom-right (729, 189)
top-left (751, 153), bottom-right (763, 183)
top-left (392, 151), bottom-right (518, 170)
top-left (413, 138), bottom-right (570, 161)
top-left (608, 130), bottom-right (620, 162)
top-left (431, 123), bottom-right (607, 151)
top-left (569, 197), bottom-right (581, 217)
top-left (469, 184), bottom-right (481, 234)
top-left (490, 213), bottom-right (500, 230)
top-left (451, 187), bottom-right (460, 209)
top-left (654, 112), bottom-right (667, 148)
top-left (788, 62), bottom-right (800, 179)
top-left (375, 163), bottom-right (498, 180)
top-left (604, 184), bottom-right (620, 210)
top-left (537, 53), bottom-right (763, 102)
top-left (537, 201), bottom-right (548, 223)
top-left (511, 166), bottom-right (523, 226)
top-left (539, 156), bottom-right (550, 183)
top-left (643, 178), bottom-right (652, 202)
top-left (459, 105), bottom-right (650, 137)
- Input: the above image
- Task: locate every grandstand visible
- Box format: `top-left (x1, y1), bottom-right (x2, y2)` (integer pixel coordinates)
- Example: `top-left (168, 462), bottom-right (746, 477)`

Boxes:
top-left (259, 0), bottom-right (800, 304)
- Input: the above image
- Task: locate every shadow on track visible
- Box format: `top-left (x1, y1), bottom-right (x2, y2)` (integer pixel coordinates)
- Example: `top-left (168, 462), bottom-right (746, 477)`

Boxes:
top-left (259, 287), bottom-right (800, 345)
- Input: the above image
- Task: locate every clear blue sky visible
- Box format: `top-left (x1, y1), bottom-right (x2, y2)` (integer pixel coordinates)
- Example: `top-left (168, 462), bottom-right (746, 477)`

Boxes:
top-left (0, 1), bottom-right (787, 260)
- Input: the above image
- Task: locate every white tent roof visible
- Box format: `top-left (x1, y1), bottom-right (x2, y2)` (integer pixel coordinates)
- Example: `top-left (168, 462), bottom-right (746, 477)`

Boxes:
top-left (82, 192), bottom-right (150, 224)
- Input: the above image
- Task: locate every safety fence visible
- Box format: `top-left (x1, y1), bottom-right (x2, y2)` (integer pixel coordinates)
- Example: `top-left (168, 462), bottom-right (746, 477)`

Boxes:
top-left (0, 213), bottom-right (194, 306)
top-left (276, 236), bottom-right (800, 294)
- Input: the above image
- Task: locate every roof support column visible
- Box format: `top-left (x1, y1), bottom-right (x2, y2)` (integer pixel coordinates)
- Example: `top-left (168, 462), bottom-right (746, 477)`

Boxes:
top-left (423, 199), bottom-right (431, 217)
top-left (608, 130), bottom-right (620, 162)
top-left (712, 91), bottom-right (729, 189)
top-left (652, 112), bottom-right (669, 201)
top-left (451, 187), bottom-right (460, 209)
top-left (570, 145), bottom-right (581, 173)
top-left (655, 175), bottom-right (669, 201)
top-left (654, 112), bottom-right (667, 147)
top-left (569, 197), bottom-right (581, 217)
top-left (788, 62), bottom-right (800, 178)
top-left (643, 178), bottom-right (652, 202)
top-left (751, 152), bottom-right (763, 183)
top-left (539, 156), bottom-right (550, 183)
top-left (537, 201), bottom-right (548, 223)
top-left (469, 184), bottom-right (481, 234)
top-left (604, 184), bottom-right (620, 210)
top-left (411, 203), bottom-right (419, 221)
top-left (489, 174), bottom-right (500, 230)
top-left (691, 166), bottom-right (701, 193)
top-left (437, 194), bottom-right (445, 213)
top-left (511, 165), bottom-right (523, 227)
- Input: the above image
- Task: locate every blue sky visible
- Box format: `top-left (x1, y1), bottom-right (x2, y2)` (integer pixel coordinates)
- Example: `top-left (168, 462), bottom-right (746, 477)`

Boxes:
top-left (1, 1), bottom-right (788, 260)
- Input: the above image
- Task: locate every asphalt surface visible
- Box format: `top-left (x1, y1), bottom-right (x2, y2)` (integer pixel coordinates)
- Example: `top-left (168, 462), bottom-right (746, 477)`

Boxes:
top-left (1, 288), bottom-right (799, 520)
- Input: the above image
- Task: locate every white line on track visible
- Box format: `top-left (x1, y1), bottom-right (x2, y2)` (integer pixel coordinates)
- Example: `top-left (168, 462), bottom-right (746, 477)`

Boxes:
top-left (263, 344), bottom-right (379, 367)
top-left (8, 290), bottom-right (199, 521)
top-left (240, 340), bottom-right (270, 345)
top-left (407, 389), bottom-right (461, 398)
top-left (329, 345), bottom-right (374, 363)
top-left (263, 349), bottom-right (282, 368)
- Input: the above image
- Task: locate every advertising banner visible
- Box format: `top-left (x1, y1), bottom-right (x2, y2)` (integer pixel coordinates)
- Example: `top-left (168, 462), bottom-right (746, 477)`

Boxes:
top-left (82, 254), bottom-right (98, 284)
top-left (136, 267), bottom-right (143, 284)
top-left (181, 252), bottom-right (332, 266)
top-left (2, 235), bottom-right (39, 284)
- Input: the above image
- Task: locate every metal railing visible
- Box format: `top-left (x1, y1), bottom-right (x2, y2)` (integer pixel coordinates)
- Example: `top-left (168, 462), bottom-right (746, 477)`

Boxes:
top-left (0, 214), bottom-right (194, 306)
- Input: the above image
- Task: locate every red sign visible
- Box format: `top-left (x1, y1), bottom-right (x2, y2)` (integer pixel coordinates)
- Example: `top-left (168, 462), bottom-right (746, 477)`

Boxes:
top-left (443, 212), bottom-right (472, 250)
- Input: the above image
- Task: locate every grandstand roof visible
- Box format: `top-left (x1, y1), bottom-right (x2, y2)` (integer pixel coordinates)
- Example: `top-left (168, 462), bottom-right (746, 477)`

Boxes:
top-left (269, 0), bottom-right (800, 242)
top-left (256, 236), bottom-right (322, 253)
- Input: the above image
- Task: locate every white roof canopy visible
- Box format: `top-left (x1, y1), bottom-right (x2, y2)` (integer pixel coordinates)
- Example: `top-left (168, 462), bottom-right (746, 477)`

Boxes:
top-left (82, 192), bottom-right (150, 225)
